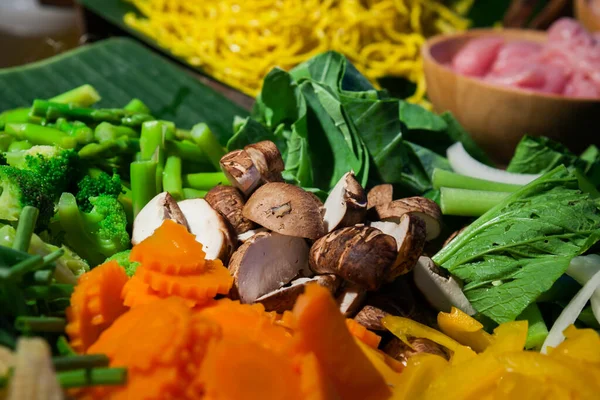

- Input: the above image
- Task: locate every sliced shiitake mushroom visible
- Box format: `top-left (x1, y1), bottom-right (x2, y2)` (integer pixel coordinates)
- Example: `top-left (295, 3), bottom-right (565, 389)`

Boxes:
top-left (367, 184), bottom-right (393, 210)
top-left (220, 149), bottom-right (262, 197)
top-left (370, 215), bottom-right (426, 281)
top-left (205, 185), bottom-right (255, 234)
top-left (228, 232), bottom-right (311, 303)
top-left (383, 337), bottom-right (448, 366)
top-left (177, 199), bottom-right (236, 262)
top-left (309, 226), bottom-right (397, 291)
top-left (131, 192), bottom-right (189, 245)
top-left (336, 283), bottom-right (367, 317)
top-left (255, 274), bottom-right (340, 313)
top-left (237, 228), bottom-right (269, 243)
top-left (413, 256), bottom-right (476, 315)
top-left (243, 183), bottom-right (325, 240)
top-left (354, 305), bottom-right (389, 331)
top-left (244, 141), bottom-right (285, 183)
top-left (372, 197), bottom-right (442, 241)
top-left (323, 172), bottom-right (367, 232)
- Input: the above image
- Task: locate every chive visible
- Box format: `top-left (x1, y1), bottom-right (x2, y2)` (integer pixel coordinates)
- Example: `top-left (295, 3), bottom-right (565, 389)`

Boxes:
top-left (32, 269), bottom-right (54, 285)
top-left (15, 316), bottom-right (66, 333)
top-left (12, 206), bottom-right (39, 252)
top-left (57, 336), bottom-right (76, 356)
top-left (52, 354), bottom-right (110, 372)
top-left (58, 367), bottom-right (127, 388)
top-left (0, 255), bottom-right (43, 281)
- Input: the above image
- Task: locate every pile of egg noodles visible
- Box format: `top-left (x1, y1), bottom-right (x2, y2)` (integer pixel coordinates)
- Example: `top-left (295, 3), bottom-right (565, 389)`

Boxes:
top-left (124, 0), bottom-right (472, 104)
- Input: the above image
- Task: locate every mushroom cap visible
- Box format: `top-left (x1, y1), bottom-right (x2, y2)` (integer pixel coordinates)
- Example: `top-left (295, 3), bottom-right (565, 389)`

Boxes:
top-left (354, 305), bottom-right (389, 331)
top-left (243, 183), bottom-right (326, 239)
top-left (220, 149), bottom-right (262, 196)
top-left (323, 172), bottom-right (367, 232)
top-left (309, 226), bottom-right (397, 291)
top-left (177, 198), bottom-right (236, 262)
top-left (228, 232), bottom-right (311, 303)
top-left (255, 274), bottom-right (340, 313)
top-left (244, 140), bottom-right (285, 182)
top-left (370, 215), bottom-right (426, 281)
top-left (131, 192), bottom-right (189, 245)
top-left (412, 256), bottom-right (476, 315)
top-left (205, 185), bottom-right (255, 234)
top-left (372, 197), bottom-right (442, 241)
top-left (367, 184), bottom-right (393, 210)
top-left (237, 228), bottom-right (269, 243)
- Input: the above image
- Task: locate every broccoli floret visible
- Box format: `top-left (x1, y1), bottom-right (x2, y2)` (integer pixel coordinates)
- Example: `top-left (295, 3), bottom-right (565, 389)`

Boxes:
top-left (56, 192), bottom-right (131, 266)
top-left (5, 145), bottom-right (81, 199)
top-left (0, 166), bottom-right (54, 228)
top-left (106, 250), bottom-right (139, 277)
top-left (76, 171), bottom-right (123, 212)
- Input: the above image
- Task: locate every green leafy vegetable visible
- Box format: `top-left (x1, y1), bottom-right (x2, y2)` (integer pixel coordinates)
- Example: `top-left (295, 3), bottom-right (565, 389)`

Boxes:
top-left (433, 166), bottom-right (600, 324)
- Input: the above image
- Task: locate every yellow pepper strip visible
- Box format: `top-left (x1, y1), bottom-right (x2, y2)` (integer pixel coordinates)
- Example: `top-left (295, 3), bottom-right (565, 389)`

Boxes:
top-left (390, 353), bottom-right (448, 400)
top-left (484, 321), bottom-right (528, 355)
top-left (449, 344), bottom-right (477, 365)
top-left (551, 325), bottom-right (600, 364)
top-left (491, 372), bottom-right (548, 400)
top-left (354, 339), bottom-right (404, 391)
top-left (437, 307), bottom-right (494, 353)
top-left (496, 351), bottom-right (600, 399)
top-left (420, 353), bottom-right (504, 400)
top-left (382, 315), bottom-right (465, 353)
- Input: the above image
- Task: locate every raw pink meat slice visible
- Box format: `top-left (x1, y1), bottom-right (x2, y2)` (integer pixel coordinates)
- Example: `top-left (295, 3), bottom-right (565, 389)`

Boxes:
top-left (491, 41), bottom-right (542, 73)
top-left (563, 72), bottom-right (600, 98)
top-left (547, 17), bottom-right (595, 48)
top-left (485, 63), bottom-right (569, 94)
top-left (452, 37), bottom-right (504, 77)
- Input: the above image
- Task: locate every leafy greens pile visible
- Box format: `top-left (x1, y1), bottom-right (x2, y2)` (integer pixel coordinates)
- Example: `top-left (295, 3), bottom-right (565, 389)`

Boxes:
top-left (227, 52), bottom-right (491, 197)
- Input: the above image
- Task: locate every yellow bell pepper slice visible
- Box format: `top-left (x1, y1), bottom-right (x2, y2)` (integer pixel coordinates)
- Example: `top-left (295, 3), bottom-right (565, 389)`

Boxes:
top-left (382, 315), bottom-right (463, 352)
top-left (551, 325), bottom-right (600, 364)
top-left (450, 344), bottom-right (477, 365)
top-left (492, 373), bottom-right (548, 400)
top-left (496, 351), bottom-right (600, 399)
top-left (438, 307), bottom-right (494, 352)
top-left (484, 321), bottom-right (527, 355)
top-left (391, 353), bottom-right (448, 400)
top-left (420, 353), bottom-right (503, 400)
top-left (354, 338), bottom-right (404, 391)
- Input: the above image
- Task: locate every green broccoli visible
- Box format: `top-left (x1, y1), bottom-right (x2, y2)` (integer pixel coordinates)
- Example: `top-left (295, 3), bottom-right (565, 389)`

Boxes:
top-left (106, 250), bottom-right (139, 277)
top-left (5, 145), bottom-right (81, 199)
top-left (56, 192), bottom-right (131, 266)
top-left (0, 166), bottom-right (54, 228)
top-left (76, 171), bottom-right (123, 212)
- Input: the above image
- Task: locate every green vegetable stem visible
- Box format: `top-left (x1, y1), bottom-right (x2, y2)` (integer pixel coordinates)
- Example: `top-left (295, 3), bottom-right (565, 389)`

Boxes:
top-left (163, 156), bottom-right (184, 200)
top-left (131, 160), bottom-right (159, 218)
top-left (190, 123), bottom-right (225, 170)
top-left (439, 188), bottom-right (510, 217)
top-left (182, 172), bottom-right (230, 190)
top-left (432, 169), bottom-right (521, 192)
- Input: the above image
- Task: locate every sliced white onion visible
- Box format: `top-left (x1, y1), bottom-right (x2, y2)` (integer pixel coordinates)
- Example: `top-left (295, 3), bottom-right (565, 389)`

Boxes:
top-left (566, 255), bottom-right (600, 325)
top-left (447, 143), bottom-right (541, 185)
top-left (541, 267), bottom-right (600, 354)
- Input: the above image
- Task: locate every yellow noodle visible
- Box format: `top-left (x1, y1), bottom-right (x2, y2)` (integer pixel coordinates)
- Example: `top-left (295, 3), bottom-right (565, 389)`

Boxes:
top-left (124, 0), bottom-right (471, 105)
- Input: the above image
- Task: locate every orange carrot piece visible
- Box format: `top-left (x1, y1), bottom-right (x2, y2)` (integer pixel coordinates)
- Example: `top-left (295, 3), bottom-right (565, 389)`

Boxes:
top-left (198, 337), bottom-right (303, 400)
top-left (292, 284), bottom-right (391, 400)
top-left (299, 353), bottom-right (340, 400)
top-left (66, 261), bottom-right (128, 353)
top-left (130, 219), bottom-right (206, 275)
top-left (87, 297), bottom-right (192, 372)
top-left (346, 319), bottom-right (382, 349)
top-left (136, 259), bottom-right (233, 303)
top-left (196, 299), bottom-right (293, 354)
top-left (121, 275), bottom-right (163, 308)
top-left (109, 365), bottom-right (186, 400)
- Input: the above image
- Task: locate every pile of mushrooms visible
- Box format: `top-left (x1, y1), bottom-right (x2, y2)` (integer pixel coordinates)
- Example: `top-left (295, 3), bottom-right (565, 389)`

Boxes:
top-left (132, 139), bottom-right (475, 364)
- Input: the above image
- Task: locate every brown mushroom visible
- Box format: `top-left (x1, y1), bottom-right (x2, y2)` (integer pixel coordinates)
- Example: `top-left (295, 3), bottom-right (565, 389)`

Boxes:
top-left (383, 337), bottom-right (448, 366)
top-left (131, 192), bottom-right (189, 245)
top-left (237, 228), bottom-right (269, 243)
top-left (205, 185), bottom-right (255, 234)
top-left (336, 283), bottom-right (367, 317)
top-left (309, 226), bottom-right (397, 291)
top-left (372, 197), bottom-right (442, 241)
top-left (367, 184), bottom-right (393, 210)
top-left (369, 215), bottom-right (427, 281)
top-left (323, 172), bottom-right (367, 232)
top-left (354, 305), bottom-right (389, 331)
top-left (255, 274), bottom-right (340, 313)
top-left (244, 141), bottom-right (285, 183)
top-left (177, 199), bottom-right (236, 262)
top-left (243, 183), bottom-right (325, 239)
top-left (442, 226), bottom-right (468, 248)
top-left (220, 149), bottom-right (262, 197)
top-left (228, 232), bottom-right (311, 303)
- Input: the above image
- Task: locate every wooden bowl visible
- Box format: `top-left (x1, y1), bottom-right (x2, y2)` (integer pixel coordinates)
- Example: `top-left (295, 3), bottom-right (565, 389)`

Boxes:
top-left (575, 0), bottom-right (600, 32)
top-left (422, 29), bottom-right (600, 164)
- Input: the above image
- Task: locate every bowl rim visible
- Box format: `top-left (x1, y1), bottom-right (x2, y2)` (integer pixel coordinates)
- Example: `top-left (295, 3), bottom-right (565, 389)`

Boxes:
top-left (421, 28), bottom-right (600, 103)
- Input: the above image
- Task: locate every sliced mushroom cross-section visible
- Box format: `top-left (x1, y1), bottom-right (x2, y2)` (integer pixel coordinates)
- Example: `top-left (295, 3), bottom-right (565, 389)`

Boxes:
top-left (131, 192), bottom-right (189, 245)
top-left (323, 171), bottom-right (367, 232)
top-left (372, 197), bottom-right (442, 241)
